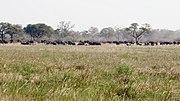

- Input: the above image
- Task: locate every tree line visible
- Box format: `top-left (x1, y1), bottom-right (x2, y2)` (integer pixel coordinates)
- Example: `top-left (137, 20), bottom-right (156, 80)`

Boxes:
top-left (0, 21), bottom-right (180, 44)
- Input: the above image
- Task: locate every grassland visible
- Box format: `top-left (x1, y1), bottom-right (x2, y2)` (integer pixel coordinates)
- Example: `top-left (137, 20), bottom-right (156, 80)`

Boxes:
top-left (0, 45), bottom-right (180, 101)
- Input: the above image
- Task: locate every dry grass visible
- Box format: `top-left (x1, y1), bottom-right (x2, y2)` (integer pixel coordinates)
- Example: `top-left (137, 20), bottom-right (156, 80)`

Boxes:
top-left (0, 45), bottom-right (180, 100)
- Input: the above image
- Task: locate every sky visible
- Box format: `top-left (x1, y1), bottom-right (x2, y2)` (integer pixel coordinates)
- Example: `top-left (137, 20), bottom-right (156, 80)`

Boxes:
top-left (0, 0), bottom-right (180, 31)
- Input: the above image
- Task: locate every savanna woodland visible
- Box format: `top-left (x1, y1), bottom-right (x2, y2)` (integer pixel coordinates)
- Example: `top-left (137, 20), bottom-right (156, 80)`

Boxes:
top-left (0, 21), bottom-right (180, 101)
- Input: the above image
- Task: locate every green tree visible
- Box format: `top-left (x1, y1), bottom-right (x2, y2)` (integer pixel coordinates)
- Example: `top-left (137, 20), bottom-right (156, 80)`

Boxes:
top-left (125, 23), bottom-right (151, 44)
top-left (24, 23), bottom-right (54, 41)
top-left (0, 22), bottom-right (11, 43)
top-left (6, 24), bottom-right (23, 43)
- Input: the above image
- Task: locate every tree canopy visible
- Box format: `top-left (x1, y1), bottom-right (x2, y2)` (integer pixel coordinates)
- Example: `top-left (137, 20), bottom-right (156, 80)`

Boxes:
top-left (125, 23), bottom-right (151, 44)
top-left (0, 22), bottom-right (11, 42)
top-left (24, 23), bottom-right (54, 40)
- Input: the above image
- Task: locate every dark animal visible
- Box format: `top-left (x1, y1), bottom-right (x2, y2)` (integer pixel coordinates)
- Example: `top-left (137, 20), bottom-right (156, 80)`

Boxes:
top-left (0, 40), bottom-right (8, 44)
top-left (21, 41), bottom-right (32, 45)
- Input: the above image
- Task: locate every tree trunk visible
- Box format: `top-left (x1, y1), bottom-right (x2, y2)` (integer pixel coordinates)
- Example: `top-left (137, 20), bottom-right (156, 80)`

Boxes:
top-left (1, 32), bottom-right (4, 43)
top-left (117, 34), bottom-right (121, 42)
top-left (31, 37), bottom-right (34, 41)
top-left (1, 34), bottom-right (3, 41)
top-left (10, 34), bottom-right (13, 43)
top-left (135, 37), bottom-right (139, 45)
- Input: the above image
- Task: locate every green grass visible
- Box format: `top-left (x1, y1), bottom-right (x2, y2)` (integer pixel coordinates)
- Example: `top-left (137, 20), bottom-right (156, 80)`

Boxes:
top-left (0, 45), bottom-right (180, 100)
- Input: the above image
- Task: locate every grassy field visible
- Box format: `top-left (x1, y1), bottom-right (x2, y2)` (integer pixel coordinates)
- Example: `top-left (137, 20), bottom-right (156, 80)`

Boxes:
top-left (0, 45), bottom-right (180, 101)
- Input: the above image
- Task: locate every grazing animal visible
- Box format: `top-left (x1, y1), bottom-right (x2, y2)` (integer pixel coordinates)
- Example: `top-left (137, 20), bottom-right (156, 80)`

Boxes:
top-left (0, 40), bottom-right (8, 44)
top-left (21, 41), bottom-right (31, 45)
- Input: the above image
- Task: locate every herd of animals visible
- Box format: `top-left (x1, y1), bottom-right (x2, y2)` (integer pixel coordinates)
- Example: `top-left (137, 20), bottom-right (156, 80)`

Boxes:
top-left (1, 39), bottom-right (180, 46)
top-left (20, 40), bottom-right (180, 46)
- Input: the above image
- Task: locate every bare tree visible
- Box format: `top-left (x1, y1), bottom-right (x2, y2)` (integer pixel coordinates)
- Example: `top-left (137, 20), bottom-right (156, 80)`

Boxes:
top-left (125, 23), bottom-right (151, 44)
top-left (57, 21), bottom-right (75, 40)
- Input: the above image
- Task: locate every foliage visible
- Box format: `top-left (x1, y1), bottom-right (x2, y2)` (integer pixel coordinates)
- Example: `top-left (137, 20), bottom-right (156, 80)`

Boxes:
top-left (0, 22), bottom-right (11, 41)
top-left (24, 23), bottom-right (54, 40)
top-left (100, 27), bottom-right (115, 41)
top-left (1, 21), bottom-right (180, 42)
top-left (6, 24), bottom-right (23, 43)
top-left (125, 23), bottom-right (151, 44)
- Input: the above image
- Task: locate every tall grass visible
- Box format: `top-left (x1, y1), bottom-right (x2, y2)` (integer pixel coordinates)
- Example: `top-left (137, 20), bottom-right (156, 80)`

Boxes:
top-left (0, 45), bottom-right (180, 100)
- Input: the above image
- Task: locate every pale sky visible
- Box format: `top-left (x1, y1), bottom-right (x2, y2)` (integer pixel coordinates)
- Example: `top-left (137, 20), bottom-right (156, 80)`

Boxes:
top-left (1, 0), bottom-right (180, 31)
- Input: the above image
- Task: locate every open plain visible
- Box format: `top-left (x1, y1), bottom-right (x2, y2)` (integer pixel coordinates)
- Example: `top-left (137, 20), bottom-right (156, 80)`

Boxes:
top-left (0, 45), bottom-right (180, 101)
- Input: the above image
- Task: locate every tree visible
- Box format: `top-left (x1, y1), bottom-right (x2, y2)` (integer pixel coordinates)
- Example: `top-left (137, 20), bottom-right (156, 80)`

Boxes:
top-left (115, 27), bottom-right (123, 41)
top-left (87, 27), bottom-right (99, 41)
top-left (24, 23), bottom-right (54, 41)
top-left (88, 27), bottom-right (99, 35)
top-left (80, 30), bottom-right (90, 41)
top-left (115, 27), bottom-right (133, 41)
top-left (0, 22), bottom-right (11, 43)
top-left (125, 23), bottom-right (151, 44)
top-left (57, 21), bottom-right (75, 40)
top-left (6, 24), bottom-right (23, 43)
top-left (100, 27), bottom-right (115, 41)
